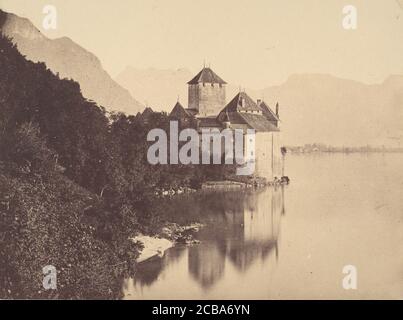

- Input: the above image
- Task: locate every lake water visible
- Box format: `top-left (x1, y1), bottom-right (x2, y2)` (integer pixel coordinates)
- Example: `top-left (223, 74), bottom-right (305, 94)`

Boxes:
top-left (124, 154), bottom-right (403, 299)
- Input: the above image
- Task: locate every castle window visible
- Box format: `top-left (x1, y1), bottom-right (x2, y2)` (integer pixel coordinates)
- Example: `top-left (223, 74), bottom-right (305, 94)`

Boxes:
top-left (211, 83), bottom-right (214, 87)
top-left (219, 84), bottom-right (222, 88)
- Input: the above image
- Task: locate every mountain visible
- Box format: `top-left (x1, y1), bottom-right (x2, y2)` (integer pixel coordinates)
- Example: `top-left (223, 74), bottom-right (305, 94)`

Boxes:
top-left (116, 67), bottom-right (193, 111)
top-left (0, 9), bottom-right (143, 115)
top-left (258, 74), bottom-right (403, 147)
top-left (116, 67), bottom-right (403, 147)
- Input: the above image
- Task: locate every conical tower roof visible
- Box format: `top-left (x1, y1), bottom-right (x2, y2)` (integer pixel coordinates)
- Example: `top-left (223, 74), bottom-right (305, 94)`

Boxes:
top-left (188, 67), bottom-right (227, 85)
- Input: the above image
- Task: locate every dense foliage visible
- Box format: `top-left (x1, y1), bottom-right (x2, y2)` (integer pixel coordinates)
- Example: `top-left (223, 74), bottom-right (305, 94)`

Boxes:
top-left (0, 34), bottom-right (233, 298)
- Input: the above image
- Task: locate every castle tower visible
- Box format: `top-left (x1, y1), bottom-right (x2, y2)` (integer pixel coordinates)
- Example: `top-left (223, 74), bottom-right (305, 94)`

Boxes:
top-left (187, 67), bottom-right (227, 117)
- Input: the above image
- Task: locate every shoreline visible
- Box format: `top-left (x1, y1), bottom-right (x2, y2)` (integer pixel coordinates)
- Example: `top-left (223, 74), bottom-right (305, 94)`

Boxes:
top-left (132, 222), bottom-right (204, 263)
top-left (132, 235), bottom-right (174, 263)
top-left (132, 179), bottom-right (290, 263)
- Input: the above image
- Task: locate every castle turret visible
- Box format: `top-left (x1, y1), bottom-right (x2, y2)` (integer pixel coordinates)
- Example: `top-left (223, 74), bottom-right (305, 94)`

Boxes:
top-left (187, 67), bottom-right (227, 117)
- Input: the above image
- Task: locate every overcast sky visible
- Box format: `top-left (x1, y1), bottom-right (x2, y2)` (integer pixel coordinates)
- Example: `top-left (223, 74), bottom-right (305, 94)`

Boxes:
top-left (1, 0), bottom-right (403, 88)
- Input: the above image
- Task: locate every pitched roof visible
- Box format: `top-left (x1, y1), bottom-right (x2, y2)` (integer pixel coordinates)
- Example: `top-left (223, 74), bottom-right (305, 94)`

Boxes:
top-left (220, 112), bottom-right (230, 122)
top-left (137, 107), bottom-right (155, 122)
top-left (169, 101), bottom-right (193, 119)
top-left (198, 117), bottom-right (222, 128)
top-left (222, 92), bottom-right (262, 113)
top-left (142, 107), bottom-right (154, 116)
top-left (238, 113), bottom-right (279, 132)
top-left (188, 67), bottom-right (227, 85)
top-left (259, 101), bottom-right (279, 122)
top-left (217, 93), bottom-right (280, 132)
top-left (219, 110), bottom-right (245, 124)
top-left (223, 112), bottom-right (278, 132)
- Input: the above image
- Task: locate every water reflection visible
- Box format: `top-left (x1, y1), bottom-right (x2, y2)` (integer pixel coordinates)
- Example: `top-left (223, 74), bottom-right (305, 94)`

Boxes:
top-left (188, 244), bottom-right (225, 289)
top-left (133, 246), bottom-right (186, 287)
top-left (125, 154), bottom-right (403, 299)
top-left (124, 186), bottom-right (285, 297)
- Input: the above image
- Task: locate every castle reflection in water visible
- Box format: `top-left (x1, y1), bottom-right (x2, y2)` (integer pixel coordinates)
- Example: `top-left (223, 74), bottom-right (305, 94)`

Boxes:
top-left (124, 186), bottom-right (286, 295)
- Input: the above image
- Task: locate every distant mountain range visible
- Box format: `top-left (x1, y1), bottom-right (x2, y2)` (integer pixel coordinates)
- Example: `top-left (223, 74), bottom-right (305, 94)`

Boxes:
top-left (116, 67), bottom-right (194, 110)
top-left (116, 68), bottom-right (403, 147)
top-left (0, 9), bottom-right (143, 115)
top-left (1, 9), bottom-right (401, 147)
top-left (258, 74), bottom-right (403, 147)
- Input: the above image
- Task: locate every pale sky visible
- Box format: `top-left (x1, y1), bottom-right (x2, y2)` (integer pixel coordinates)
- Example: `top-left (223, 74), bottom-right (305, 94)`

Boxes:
top-left (1, 0), bottom-right (403, 88)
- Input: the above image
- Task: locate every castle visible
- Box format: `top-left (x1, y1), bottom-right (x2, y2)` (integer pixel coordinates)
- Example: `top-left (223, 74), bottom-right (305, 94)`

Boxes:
top-left (169, 67), bottom-right (282, 180)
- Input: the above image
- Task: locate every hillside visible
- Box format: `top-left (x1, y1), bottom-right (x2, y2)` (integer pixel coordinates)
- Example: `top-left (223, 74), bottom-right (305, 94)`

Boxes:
top-left (0, 33), bottom-right (142, 299)
top-left (0, 9), bottom-right (143, 115)
top-left (0, 32), bottom-right (233, 298)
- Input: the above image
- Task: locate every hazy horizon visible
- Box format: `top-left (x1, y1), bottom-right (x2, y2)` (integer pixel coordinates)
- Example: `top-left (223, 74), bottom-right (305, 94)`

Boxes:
top-left (1, 0), bottom-right (403, 88)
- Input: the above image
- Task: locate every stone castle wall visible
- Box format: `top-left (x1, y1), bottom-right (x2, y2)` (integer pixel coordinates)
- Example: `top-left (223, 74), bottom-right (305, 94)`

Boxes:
top-left (188, 83), bottom-right (226, 117)
top-left (254, 132), bottom-right (282, 179)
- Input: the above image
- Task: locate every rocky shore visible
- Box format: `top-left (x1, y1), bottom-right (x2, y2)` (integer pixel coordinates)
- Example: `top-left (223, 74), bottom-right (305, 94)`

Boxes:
top-left (132, 222), bottom-right (204, 263)
top-left (133, 178), bottom-right (290, 263)
top-left (201, 176), bottom-right (290, 190)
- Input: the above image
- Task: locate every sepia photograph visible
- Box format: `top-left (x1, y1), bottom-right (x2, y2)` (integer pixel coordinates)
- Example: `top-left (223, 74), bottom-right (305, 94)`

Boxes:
top-left (0, 0), bottom-right (402, 308)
